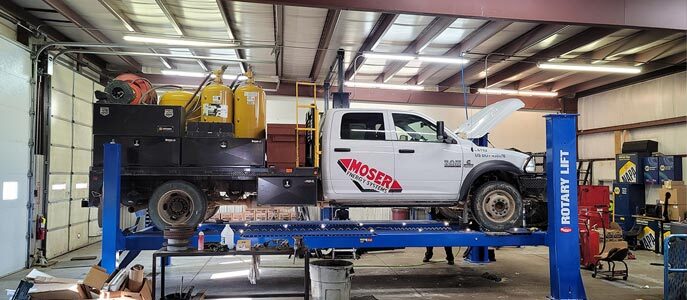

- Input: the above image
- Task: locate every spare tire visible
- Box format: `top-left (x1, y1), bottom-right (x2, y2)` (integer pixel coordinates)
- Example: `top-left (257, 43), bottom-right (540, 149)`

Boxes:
top-left (148, 180), bottom-right (207, 230)
top-left (470, 181), bottom-right (522, 232)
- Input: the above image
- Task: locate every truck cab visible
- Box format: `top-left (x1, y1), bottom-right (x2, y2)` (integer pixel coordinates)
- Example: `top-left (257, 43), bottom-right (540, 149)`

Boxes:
top-left (320, 100), bottom-right (543, 231)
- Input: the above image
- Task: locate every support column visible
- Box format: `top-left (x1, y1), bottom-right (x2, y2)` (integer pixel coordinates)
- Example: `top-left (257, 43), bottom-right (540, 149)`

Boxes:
top-left (101, 143), bottom-right (124, 273)
top-left (545, 114), bottom-right (586, 300)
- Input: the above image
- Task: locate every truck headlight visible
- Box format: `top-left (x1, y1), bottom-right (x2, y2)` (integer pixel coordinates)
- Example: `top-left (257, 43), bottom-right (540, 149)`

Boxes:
top-left (524, 158), bottom-right (536, 173)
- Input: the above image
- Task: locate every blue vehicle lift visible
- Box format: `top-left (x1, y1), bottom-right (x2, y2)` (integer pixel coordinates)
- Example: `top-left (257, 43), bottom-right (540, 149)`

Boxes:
top-left (100, 114), bottom-right (586, 299)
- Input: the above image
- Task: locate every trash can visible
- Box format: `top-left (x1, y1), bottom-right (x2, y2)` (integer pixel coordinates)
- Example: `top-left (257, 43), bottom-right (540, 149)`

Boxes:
top-left (309, 259), bottom-right (354, 300)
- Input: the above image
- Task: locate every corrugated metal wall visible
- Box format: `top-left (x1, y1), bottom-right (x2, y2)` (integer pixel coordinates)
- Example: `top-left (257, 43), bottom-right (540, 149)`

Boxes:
top-left (578, 72), bottom-right (687, 203)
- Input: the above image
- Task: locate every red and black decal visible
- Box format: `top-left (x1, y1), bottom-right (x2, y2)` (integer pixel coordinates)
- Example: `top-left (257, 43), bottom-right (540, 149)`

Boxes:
top-left (337, 158), bottom-right (402, 193)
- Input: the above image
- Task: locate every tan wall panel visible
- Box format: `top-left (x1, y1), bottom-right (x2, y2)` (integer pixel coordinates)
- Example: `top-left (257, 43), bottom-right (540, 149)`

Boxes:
top-left (72, 149), bottom-right (92, 173)
top-left (49, 118), bottom-right (72, 147)
top-left (89, 207), bottom-right (98, 221)
top-left (48, 146), bottom-right (72, 174)
top-left (70, 174), bottom-right (89, 200)
top-left (69, 200), bottom-right (89, 224)
top-left (47, 201), bottom-right (69, 230)
top-left (51, 64), bottom-right (73, 95)
top-left (73, 123), bottom-right (92, 150)
top-left (50, 91), bottom-right (72, 120)
top-left (88, 220), bottom-right (101, 237)
top-left (45, 228), bottom-right (69, 259)
top-left (73, 99), bottom-right (93, 126)
top-left (73, 73), bottom-right (93, 101)
top-left (48, 174), bottom-right (70, 201)
top-left (68, 222), bottom-right (88, 251)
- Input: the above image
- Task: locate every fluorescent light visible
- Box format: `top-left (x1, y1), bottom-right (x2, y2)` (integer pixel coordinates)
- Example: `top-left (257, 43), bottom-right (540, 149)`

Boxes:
top-left (362, 52), bottom-right (415, 61)
top-left (363, 52), bottom-right (468, 64)
top-left (417, 56), bottom-right (468, 64)
top-left (344, 81), bottom-right (424, 91)
top-left (160, 70), bottom-right (248, 81)
top-left (478, 88), bottom-right (558, 97)
top-left (123, 35), bottom-right (232, 47)
top-left (538, 63), bottom-right (641, 74)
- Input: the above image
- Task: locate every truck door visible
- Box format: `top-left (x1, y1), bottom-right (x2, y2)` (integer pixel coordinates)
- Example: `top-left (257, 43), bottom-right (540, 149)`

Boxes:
top-left (328, 111), bottom-right (398, 195)
top-left (391, 113), bottom-right (462, 198)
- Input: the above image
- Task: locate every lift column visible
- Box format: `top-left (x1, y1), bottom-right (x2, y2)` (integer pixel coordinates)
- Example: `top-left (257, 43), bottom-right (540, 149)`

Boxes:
top-left (545, 114), bottom-right (586, 300)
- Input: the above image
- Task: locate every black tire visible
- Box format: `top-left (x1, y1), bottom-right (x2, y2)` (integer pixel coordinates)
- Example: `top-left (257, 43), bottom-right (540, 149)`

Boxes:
top-left (204, 205), bottom-right (220, 221)
top-left (148, 180), bottom-right (207, 230)
top-left (470, 181), bottom-right (522, 232)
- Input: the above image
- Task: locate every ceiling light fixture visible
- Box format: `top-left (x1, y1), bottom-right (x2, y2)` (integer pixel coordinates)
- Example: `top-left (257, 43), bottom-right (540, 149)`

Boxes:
top-left (344, 81), bottom-right (424, 91)
top-left (160, 70), bottom-right (247, 81)
top-left (123, 35), bottom-right (233, 47)
top-left (363, 52), bottom-right (468, 64)
top-left (538, 62), bottom-right (642, 74)
top-left (478, 88), bottom-right (558, 97)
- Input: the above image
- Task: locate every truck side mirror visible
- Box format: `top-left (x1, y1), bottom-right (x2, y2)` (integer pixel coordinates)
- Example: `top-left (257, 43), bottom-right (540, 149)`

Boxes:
top-left (436, 121), bottom-right (447, 142)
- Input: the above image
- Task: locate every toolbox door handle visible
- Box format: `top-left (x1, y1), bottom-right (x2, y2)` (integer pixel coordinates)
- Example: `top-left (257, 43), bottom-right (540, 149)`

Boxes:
top-left (334, 148), bottom-right (350, 152)
top-left (398, 149), bottom-right (415, 153)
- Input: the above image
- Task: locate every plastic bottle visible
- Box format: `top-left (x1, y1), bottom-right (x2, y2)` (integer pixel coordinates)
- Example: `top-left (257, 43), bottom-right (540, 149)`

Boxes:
top-left (220, 224), bottom-right (235, 249)
top-left (197, 231), bottom-right (205, 251)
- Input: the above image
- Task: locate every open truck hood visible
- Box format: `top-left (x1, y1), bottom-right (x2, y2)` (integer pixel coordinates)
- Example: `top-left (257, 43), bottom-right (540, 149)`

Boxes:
top-left (455, 98), bottom-right (525, 139)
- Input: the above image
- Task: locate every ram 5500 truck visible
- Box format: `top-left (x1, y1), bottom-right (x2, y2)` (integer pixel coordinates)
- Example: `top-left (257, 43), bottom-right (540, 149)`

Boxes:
top-left (89, 98), bottom-right (545, 232)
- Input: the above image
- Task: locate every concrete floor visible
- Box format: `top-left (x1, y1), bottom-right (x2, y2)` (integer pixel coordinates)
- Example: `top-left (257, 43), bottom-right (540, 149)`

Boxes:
top-left (0, 243), bottom-right (665, 300)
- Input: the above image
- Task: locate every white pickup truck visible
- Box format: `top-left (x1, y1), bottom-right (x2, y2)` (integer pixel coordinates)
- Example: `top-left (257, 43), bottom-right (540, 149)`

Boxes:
top-left (90, 99), bottom-right (545, 232)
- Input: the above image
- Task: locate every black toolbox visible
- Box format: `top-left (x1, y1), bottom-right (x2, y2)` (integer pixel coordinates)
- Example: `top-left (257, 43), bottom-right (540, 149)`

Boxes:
top-left (93, 103), bottom-right (185, 137)
top-left (93, 135), bottom-right (181, 167)
top-left (181, 137), bottom-right (265, 167)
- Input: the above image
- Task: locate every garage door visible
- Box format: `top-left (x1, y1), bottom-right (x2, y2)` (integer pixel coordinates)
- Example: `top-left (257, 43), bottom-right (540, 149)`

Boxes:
top-left (46, 63), bottom-right (101, 259)
top-left (0, 37), bottom-right (31, 276)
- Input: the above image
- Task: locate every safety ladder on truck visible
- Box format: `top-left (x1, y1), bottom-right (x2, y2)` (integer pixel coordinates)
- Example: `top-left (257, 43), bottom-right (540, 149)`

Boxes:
top-left (295, 82), bottom-right (321, 168)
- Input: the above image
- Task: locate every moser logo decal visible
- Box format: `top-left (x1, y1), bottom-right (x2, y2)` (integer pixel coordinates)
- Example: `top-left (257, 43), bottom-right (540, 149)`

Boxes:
top-left (560, 227), bottom-right (573, 233)
top-left (337, 158), bottom-right (402, 193)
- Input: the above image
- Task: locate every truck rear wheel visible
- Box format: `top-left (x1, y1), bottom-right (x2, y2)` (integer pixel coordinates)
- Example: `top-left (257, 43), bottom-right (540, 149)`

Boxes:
top-left (148, 180), bottom-right (207, 230)
top-left (470, 181), bottom-right (522, 232)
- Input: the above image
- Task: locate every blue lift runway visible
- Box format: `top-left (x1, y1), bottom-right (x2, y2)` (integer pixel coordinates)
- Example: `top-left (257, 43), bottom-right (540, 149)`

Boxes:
top-left (100, 114), bottom-right (586, 299)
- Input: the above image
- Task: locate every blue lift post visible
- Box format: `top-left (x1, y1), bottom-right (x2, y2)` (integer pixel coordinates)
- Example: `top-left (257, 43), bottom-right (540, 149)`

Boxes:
top-left (99, 114), bottom-right (586, 299)
top-left (467, 133), bottom-right (490, 263)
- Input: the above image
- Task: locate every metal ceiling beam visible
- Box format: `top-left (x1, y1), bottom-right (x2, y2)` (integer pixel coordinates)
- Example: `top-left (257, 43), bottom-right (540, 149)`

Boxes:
top-left (413, 20), bottom-right (511, 85)
top-left (375, 16), bottom-right (456, 83)
top-left (154, 0), bottom-right (209, 71)
top-left (588, 30), bottom-right (679, 60)
top-left (470, 27), bottom-right (619, 90)
top-left (558, 52), bottom-right (687, 97)
top-left (0, 0), bottom-right (107, 71)
top-left (517, 70), bottom-right (575, 90)
top-left (437, 24), bottom-right (565, 91)
top-left (237, 0), bottom-right (687, 31)
top-left (309, 9), bottom-right (340, 81)
top-left (633, 36), bottom-right (686, 63)
top-left (97, 0), bottom-right (174, 69)
top-left (217, 0), bottom-right (249, 73)
top-left (344, 13), bottom-right (398, 80)
top-left (42, 0), bottom-right (141, 70)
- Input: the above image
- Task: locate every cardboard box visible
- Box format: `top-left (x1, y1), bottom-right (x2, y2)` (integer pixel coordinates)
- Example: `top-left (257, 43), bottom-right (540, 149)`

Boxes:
top-left (663, 180), bottom-right (684, 189)
top-left (29, 283), bottom-right (93, 299)
top-left (127, 265), bottom-right (144, 292)
top-left (83, 265), bottom-right (109, 290)
top-left (659, 155), bottom-right (683, 183)
top-left (644, 156), bottom-right (660, 185)
top-left (665, 204), bottom-right (687, 221)
top-left (243, 210), bottom-right (255, 221)
top-left (659, 185), bottom-right (687, 206)
top-left (101, 279), bottom-right (152, 300)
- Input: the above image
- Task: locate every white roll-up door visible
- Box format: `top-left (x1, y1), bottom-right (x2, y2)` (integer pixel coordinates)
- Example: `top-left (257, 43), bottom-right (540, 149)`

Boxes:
top-left (45, 63), bottom-right (100, 259)
top-left (0, 37), bottom-right (31, 276)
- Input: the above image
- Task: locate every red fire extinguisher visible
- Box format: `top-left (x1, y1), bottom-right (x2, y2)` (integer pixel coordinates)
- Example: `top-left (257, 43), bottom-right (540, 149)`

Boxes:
top-left (36, 216), bottom-right (46, 240)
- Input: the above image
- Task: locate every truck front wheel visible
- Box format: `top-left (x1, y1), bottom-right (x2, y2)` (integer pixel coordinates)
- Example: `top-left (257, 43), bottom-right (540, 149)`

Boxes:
top-left (148, 180), bottom-right (207, 230)
top-left (470, 181), bottom-right (522, 232)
